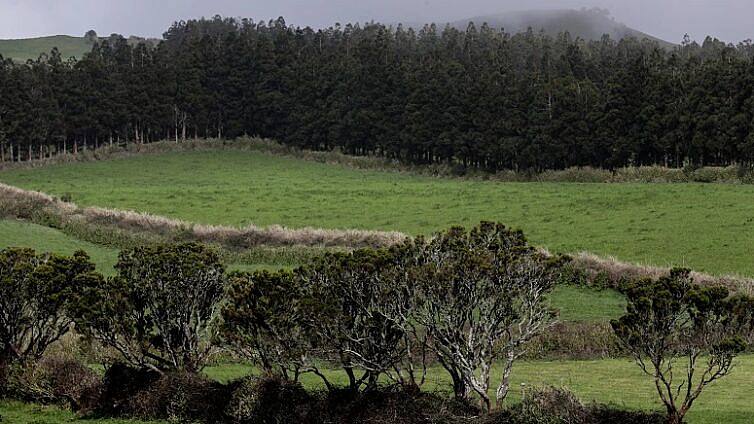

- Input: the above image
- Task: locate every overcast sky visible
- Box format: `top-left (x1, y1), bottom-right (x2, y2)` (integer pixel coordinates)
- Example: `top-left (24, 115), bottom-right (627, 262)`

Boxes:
top-left (1, 0), bottom-right (752, 44)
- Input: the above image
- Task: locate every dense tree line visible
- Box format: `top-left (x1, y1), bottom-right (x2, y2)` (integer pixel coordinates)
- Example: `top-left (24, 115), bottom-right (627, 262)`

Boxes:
top-left (2, 16), bottom-right (754, 170)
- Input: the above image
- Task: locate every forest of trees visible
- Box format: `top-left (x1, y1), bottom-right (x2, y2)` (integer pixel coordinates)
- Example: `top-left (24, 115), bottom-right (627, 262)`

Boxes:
top-left (2, 16), bottom-right (754, 171)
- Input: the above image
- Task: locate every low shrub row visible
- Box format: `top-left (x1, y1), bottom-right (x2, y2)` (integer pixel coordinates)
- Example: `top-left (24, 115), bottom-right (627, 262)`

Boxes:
top-left (4, 137), bottom-right (754, 185)
top-left (2, 222), bottom-right (753, 423)
top-left (5, 358), bottom-right (665, 424)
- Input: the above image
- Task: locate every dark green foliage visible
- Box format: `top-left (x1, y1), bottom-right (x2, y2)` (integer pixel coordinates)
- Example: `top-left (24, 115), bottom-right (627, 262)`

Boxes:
top-left (71, 242), bottom-right (225, 372)
top-left (0, 247), bottom-right (97, 364)
top-left (221, 270), bottom-right (313, 380)
top-left (297, 244), bottom-right (421, 390)
top-left (2, 17), bottom-right (754, 171)
top-left (612, 269), bottom-right (754, 424)
top-left (413, 222), bottom-right (561, 409)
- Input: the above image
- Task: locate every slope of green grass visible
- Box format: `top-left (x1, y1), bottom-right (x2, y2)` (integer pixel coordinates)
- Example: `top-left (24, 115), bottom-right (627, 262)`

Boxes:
top-left (0, 219), bottom-right (119, 273)
top-left (0, 35), bottom-right (93, 62)
top-left (2, 150), bottom-right (753, 276)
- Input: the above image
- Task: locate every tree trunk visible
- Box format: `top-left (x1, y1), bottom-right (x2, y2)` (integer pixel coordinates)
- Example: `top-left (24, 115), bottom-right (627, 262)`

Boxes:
top-left (666, 412), bottom-right (684, 424)
top-left (496, 350), bottom-right (516, 409)
top-left (344, 366), bottom-right (358, 391)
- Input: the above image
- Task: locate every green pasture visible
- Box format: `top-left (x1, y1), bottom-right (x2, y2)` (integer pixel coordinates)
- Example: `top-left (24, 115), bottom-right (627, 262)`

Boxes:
top-left (2, 150), bottom-right (753, 276)
top-left (0, 35), bottom-right (92, 62)
top-left (0, 218), bottom-right (120, 271)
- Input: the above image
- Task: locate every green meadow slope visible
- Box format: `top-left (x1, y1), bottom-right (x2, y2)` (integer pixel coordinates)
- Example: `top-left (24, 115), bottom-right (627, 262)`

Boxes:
top-left (0, 35), bottom-right (93, 62)
top-left (0, 218), bottom-right (119, 271)
top-left (1, 150), bottom-right (752, 276)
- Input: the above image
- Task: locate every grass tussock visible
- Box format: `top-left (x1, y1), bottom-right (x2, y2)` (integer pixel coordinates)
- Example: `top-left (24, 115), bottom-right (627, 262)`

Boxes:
top-left (569, 251), bottom-right (754, 294)
top-left (0, 183), bottom-right (408, 249)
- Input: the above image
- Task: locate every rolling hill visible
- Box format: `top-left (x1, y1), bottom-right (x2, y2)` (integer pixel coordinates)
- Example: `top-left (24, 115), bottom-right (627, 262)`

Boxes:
top-left (0, 35), bottom-right (94, 62)
top-left (0, 34), bottom-right (159, 62)
top-left (448, 8), bottom-right (675, 48)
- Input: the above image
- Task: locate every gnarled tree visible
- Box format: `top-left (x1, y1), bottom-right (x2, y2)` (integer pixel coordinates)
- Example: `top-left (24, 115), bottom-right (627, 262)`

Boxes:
top-left (221, 270), bottom-right (328, 386)
top-left (612, 268), bottom-right (754, 424)
top-left (0, 248), bottom-right (97, 366)
top-left (71, 243), bottom-right (225, 373)
top-left (297, 244), bottom-right (417, 391)
top-left (414, 222), bottom-right (560, 411)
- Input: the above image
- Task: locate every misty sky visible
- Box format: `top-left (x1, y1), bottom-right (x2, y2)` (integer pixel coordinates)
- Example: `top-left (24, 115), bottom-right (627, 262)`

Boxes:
top-left (1, 0), bottom-right (752, 44)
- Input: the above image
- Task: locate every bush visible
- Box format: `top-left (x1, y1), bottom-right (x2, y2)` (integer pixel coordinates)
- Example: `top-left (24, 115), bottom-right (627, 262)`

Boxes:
top-left (537, 167), bottom-right (611, 183)
top-left (319, 385), bottom-right (479, 424)
top-left (99, 364), bottom-right (230, 422)
top-left (98, 363), bottom-right (162, 417)
top-left (527, 322), bottom-right (618, 360)
top-left (484, 387), bottom-right (665, 424)
top-left (513, 386), bottom-right (591, 423)
top-left (4, 355), bottom-right (101, 412)
top-left (72, 243), bottom-right (226, 372)
top-left (226, 376), bottom-right (311, 423)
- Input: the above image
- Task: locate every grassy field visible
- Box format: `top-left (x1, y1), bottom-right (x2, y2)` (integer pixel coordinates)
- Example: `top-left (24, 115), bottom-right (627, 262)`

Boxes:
top-left (4, 355), bottom-right (754, 424)
top-left (0, 219), bottom-right (120, 272)
top-left (0, 35), bottom-right (93, 62)
top-left (2, 150), bottom-right (753, 276)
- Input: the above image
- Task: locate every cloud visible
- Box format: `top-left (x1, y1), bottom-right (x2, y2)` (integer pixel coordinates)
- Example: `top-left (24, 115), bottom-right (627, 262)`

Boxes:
top-left (0, 0), bottom-right (751, 42)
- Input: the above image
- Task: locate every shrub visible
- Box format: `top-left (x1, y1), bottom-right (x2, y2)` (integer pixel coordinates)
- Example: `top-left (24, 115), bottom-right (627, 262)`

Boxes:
top-left (71, 243), bottom-right (226, 372)
top-left (537, 167), bottom-right (611, 183)
top-left (0, 248), bottom-right (99, 366)
top-left (319, 385), bottom-right (478, 424)
top-left (527, 322), bottom-right (618, 360)
top-left (4, 355), bottom-right (101, 412)
top-left (297, 244), bottom-right (421, 390)
top-left (484, 387), bottom-right (665, 424)
top-left (98, 363), bottom-right (162, 416)
top-left (226, 376), bottom-right (311, 423)
top-left (413, 222), bottom-right (562, 409)
top-left (221, 270), bottom-right (320, 383)
top-left (99, 364), bottom-right (230, 422)
top-left (612, 269), bottom-right (754, 424)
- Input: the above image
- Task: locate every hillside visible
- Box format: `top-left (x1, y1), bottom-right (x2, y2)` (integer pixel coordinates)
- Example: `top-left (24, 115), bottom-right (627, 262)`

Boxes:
top-left (0, 35), bottom-right (94, 62)
top-left (449, 8), bottom-right (675, 48)
top-left (0, 34), bottom-right (160, 62)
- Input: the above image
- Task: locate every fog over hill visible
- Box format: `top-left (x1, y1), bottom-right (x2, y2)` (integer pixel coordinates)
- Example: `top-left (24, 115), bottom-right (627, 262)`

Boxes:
top-left (2, 0), bottom-right (753, 44)
top-left (445, 8), bottom-right (675, 47)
